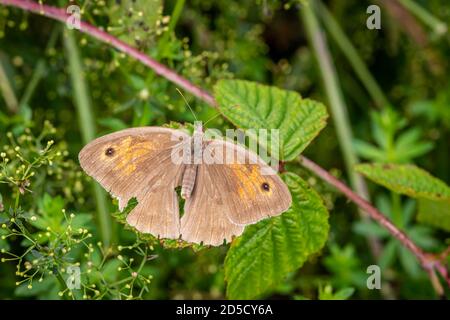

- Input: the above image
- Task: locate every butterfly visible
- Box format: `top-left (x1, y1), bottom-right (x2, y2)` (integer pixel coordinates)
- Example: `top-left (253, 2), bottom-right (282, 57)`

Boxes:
top-left (78, 122), bottom-right (292, 246)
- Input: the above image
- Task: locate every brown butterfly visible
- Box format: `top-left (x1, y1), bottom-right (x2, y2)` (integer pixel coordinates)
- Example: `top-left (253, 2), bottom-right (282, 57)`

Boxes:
top-left (79, 122), bottom-right (292, 246)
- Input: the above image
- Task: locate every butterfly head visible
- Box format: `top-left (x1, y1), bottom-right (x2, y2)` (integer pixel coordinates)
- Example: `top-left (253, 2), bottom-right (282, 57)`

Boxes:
top-left (193, 121), bottom-right (203, 135)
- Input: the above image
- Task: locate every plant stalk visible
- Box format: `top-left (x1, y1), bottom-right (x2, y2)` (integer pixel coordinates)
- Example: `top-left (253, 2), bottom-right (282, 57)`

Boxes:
top-left (0, 58), bottom-right (18, 113)
top-left (397, 0), bottom-right (447, 35)
top-left (2, 0), bottom-right (448, 293)
top-left (316, 1), bottom-right (389, 109)
top-left (63, 29), bottom-right (112, 247)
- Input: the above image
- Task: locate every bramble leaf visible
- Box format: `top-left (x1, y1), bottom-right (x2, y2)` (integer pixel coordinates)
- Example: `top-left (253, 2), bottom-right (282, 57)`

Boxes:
top-left (214, 79), bottom-right (328, 161)
top-left (224, 173), bottom-right (329, 299)
top-left (355, 163), bottom-right (450, 200)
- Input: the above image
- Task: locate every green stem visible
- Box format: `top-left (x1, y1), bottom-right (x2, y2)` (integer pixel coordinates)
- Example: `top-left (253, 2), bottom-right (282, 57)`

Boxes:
top-left (19, 27), bottom-right (59, 109)
top-left (301, 2), bottom-right (388, 268)
top-left (167, 0), bottom-right (186, 36)
top-left (316, 1), bottom-right (389, 109)
top-left (300, 2), bottom-right (367, 198)
top-left (398, 0), bottom-right (447, 35)
top-left (55, 270), bottom-right (71, 299)
top-left (63, 30), bottom-right (113, 247)
top-left (158, 0), bottom-right (186, 51)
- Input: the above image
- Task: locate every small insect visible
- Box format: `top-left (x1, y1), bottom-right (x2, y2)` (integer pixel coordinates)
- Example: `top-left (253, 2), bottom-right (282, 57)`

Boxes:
top-left (79, 122), bottom-right (291, 246)
top-left (79, 90), bottom-right (291, 246)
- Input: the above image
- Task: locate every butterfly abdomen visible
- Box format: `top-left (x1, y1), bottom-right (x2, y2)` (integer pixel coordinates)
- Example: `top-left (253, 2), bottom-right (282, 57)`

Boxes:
top-left (181, 164), bottom-right (198, 199)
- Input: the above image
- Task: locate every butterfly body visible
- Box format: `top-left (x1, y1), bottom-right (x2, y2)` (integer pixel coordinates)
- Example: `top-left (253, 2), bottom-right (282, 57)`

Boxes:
top-left (79, 125), bottom-right (292, 246)
top-left (180, 122), bottom-right (203, 199)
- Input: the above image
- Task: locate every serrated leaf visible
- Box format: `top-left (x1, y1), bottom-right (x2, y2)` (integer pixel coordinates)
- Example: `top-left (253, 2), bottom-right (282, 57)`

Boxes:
top-left (355, 163), bottom-right (450, 200)
top-left (417, 198), bottom-right (450, 232)
top-left (224, 172), bottom-right (329, 299)
top-left (214, 80), bottom-right (328, 161)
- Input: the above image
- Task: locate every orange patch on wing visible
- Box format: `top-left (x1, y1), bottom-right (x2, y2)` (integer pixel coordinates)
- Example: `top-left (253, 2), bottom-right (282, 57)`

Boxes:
top-left (229, 164), bottom-right (272, 200)
top-left (102, 136), bottom-right (156, 175)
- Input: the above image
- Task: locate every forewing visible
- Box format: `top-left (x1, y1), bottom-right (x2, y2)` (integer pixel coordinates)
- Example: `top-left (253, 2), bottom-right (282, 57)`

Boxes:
top-left (79, 127), bottom-right (189, 239)
top-left (202, 140), bottom-right (292, 225)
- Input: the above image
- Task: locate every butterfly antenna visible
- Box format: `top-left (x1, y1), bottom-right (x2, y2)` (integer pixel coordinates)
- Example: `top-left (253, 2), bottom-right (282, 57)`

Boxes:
top-left (176, 88), bottom-right (198, 122)
top-left (203, 104), bottom-right (239, 127)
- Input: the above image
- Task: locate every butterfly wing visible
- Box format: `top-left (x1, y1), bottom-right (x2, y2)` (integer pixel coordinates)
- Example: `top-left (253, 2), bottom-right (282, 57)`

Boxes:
top-left (180, 139), bottom-right (291, 245)
top-left (180, 162), bottom-right (245, 246)
top-left (79, 127), bottom-right (189, 239)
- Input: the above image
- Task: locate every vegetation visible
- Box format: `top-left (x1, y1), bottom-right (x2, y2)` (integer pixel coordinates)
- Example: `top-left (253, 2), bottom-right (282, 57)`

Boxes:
top-left (0, 0), bottom-right (449, 299)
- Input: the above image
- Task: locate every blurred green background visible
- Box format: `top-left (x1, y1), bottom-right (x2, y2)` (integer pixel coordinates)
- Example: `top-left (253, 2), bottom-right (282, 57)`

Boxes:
top-left (0, 0), bottom-right (449, 299)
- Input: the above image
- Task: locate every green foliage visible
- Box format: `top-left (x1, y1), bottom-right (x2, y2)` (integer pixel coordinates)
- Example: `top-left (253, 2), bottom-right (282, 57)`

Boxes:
top-left (106, 0), bottom-right (163, 50)
top-left (294, 284), bottom-right (355, 300)
top-left (417, 198), bottom-right (450, 232)
top-left (317, 285), bottom-right (355, 300)
top-left (0, 127), bottom-right (155, 299)
top-left (353, 195), bottom-right (438, 279)
top-left (356, 163), bottom-right (450, 200)
top-left (224, 173), bottom-right (329, 299)
top-left (1, 0), bottom-right (449, 300)
top-left (214, 80), bottom-right (330, 299)
top-left (214, 79), bottom-right (328, 160)
top-left (354, 108), bottom-right (433, 163)
top-left (323, 244), bottom-right (366, 289)
top-left (352, 107), bottom-right (445, 284)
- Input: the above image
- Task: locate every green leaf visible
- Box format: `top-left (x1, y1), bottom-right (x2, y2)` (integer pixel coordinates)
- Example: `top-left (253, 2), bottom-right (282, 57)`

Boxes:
top-left (417, 198), bottom-right (450, 232)
top-left (379, 239), bottom-right (398, 270)
top-left (224, 173), bottom-right (329, 299)
top-left (319, 286), bottom-right (355, 300)
top-left (353, 140), bottom-right (384, 162)
top-left (409, 225), bottom-right (439, 249)
top-left (32, 194), bottom-right (65, 231)
top-left (98, 117), bottom-right (128, 131)
top-left (352, 221), bottom-right (389, 238)
top-left (14, 277), bottom-right (57, 297)
top-left (214, 79), bottom-right (328, 161)
top-left (399, 246), bottom-right (421, 279)
top-left (355, 163), bottom-right (450, 200)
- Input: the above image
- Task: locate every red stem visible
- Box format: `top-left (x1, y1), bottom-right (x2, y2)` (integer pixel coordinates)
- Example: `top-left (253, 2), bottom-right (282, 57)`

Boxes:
top-left (0, 0), bottom-right (216, 106)
top-left (299, 156), bottom-right (450, 291)
top-left (2, 0), bottom-right (449, 292)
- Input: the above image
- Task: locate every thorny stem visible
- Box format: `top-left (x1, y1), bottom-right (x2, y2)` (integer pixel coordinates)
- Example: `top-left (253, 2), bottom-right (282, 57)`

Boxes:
top-left (299, 156), bottom-right (450, 293)
top-left (1, 0), bottom-right (449, 294)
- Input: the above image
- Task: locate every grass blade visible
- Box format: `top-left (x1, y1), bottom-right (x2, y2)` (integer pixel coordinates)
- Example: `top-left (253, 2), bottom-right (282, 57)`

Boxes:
top-left (316, 1), bottom-right (389, 109)
top-left (63, 30), bottom-right (113, 246)
top-left (0, 58), bottom-right (18, 113)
